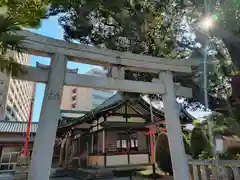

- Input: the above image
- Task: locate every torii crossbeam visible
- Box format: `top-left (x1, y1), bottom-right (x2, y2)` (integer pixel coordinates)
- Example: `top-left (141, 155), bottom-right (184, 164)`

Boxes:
top-left (14, 30), bottom-right (200, 180)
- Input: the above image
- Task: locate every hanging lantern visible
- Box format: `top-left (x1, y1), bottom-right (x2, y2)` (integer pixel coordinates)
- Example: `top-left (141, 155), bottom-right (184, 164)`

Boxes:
top-left (231, 75), bottom-right (240, 104)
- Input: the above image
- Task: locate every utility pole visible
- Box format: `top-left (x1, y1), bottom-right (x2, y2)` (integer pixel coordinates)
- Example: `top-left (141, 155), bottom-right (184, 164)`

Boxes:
top-left (203, 0), bottom-right (219, 178)
top-left (203, 0), bottom-right (215, 155)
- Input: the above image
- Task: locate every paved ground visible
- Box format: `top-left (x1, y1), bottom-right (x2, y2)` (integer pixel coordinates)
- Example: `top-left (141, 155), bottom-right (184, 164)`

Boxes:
top-left (50, 178), bottom-right (131, 180)
top-left (0, 174), bottom-right (132, 180)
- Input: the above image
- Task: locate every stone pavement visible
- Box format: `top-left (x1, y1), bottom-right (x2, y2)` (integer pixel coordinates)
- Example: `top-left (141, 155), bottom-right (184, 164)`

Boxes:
top-left (0, 174), bottom-right (132, 180)
top-left (52, 178), bottom-right (131, 180)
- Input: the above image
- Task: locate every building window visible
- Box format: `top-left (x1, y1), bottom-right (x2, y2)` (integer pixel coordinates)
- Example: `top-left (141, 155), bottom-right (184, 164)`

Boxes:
top-left (11, 111), bottom-right (15, 118)
top-left (72, 103), bottom-right (76, 109)
top-left (72, 95), bottom-right (76, 101)
top-left (0, 148), bottom-right (20, 170)
top-left (6, 105), bottom-right (11, 113)
top-left (8, 96), bottom-right (13, 103)
top-left (72, 88), bottom-right (77, 94)
top-left (10, 86), bottom-right (14, 94)
top-left (116, 134), bottom-right (138, 152)
top-left (130, 138), bottom-right (138, 150)
top-left (116, 139), bottom-right (127, 152)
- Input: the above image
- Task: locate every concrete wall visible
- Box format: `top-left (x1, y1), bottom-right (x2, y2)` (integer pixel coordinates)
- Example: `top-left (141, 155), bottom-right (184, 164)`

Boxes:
top-left (61, 86), bottom-right (92, 113)
top-left (0, 133), bottom-right (35, 143)
top-left (61, 86), bottom-right (73, 110)
top-left (88, 155), bottom-right (104, 166)
top-left (107, 116), bottom-right (125, 122)
top-left (106, 155), bottom-right (128, 166)
top-left (106, 116), bottom-right (146, 123)
top-left (106, 154), bottom-right (149, 166)
top-left (0, 72), bottom-right (10, 120)
top-left (76, 87), bottom-right (92, 111)
top-left (129, 154), bottom-right (149, 164)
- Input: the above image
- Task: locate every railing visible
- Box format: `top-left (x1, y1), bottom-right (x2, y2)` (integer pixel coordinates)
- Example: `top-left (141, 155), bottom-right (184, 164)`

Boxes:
top-left (189, 160), bottom-right (240, 180)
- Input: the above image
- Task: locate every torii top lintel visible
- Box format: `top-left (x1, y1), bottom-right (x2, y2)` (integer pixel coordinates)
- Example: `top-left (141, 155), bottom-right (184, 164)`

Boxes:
top-left (17, 30), bottom-right (200, 73)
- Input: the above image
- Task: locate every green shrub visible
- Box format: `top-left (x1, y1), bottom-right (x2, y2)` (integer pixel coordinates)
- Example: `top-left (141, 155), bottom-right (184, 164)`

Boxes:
top-left (155, 132), bottom-right (173, 175)
top-left (190, 127), bottom-right (211, 159)
top-left (183, 133), bottom-right (191, 155)
top-left (155, 132), bottom-right (191, 175)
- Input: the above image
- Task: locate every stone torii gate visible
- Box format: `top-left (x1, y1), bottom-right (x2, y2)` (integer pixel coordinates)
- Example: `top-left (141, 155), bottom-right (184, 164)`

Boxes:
top-left (13, 30), bottom-right (200, 180)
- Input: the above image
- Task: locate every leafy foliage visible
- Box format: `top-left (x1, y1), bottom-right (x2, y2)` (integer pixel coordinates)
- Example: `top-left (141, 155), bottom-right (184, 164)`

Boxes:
top-left (155, 132), bottom-right (173, 175)
top-left (183, 133), bottom-right (191, 155)
top-left (0, 15), bottom-right (25, 76)
top-left (49, 0), bottom-right (186, 58)
top-left (1, 0), bottom-right (47, 28)
top-left (193, 114), bottom-right (240, 160)
top-left (46, 0), bottom-right (240, 118)
top-left (0, 0), bottom-right (47, 76)
top-left (48, 0), bottom-right (197, 88)
top-left (190, 127), bottom-right (212, 159)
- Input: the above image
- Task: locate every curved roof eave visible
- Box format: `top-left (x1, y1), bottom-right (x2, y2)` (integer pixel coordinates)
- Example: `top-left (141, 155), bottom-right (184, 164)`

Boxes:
top-left (58, 92), bottom-right (195, 132)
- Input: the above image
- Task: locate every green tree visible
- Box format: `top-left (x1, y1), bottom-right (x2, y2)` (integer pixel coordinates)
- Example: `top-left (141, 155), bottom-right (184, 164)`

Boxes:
top-left (47, 0), bottom-right (240, 116)
top-left (1, 0), bottom-right (47, 27)
top-left (0, 15), bottom-right (25, 76)
top-left (49, 2), bottom-right (240, 161)
top-left (49, 0), bottom-right (184, 58)
top-left (192, 114), bottom-right (240, 160)
top-left (188, 0), bottom-right (240, 117)
top-left (0, 0), bottom-right (47, 76)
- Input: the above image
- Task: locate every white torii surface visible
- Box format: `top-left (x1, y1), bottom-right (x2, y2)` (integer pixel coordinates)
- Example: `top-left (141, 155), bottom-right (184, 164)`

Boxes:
top-left (15, 64), bottom-right (192, 97)
top-left (13, 30), bottom-right (197, 180)
top-left (16, 30), bottom-right (199, 73)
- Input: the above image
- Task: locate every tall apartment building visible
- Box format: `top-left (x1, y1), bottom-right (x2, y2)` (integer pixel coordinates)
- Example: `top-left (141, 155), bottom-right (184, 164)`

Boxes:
top-left (61, 68), bottom-right (115, 115)
top-left (0, 52), bottom-right (34, 121)
top-left (61, 85), bottom-right (93, 116)
top-left (86, 68), bottom-right (115, 108)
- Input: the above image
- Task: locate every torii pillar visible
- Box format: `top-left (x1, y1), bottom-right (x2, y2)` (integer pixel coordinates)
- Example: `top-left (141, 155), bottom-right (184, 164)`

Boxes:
top-left (160, 71), bottom-right (190, 180)
top-left (28, 53), bottom-right (67, 180)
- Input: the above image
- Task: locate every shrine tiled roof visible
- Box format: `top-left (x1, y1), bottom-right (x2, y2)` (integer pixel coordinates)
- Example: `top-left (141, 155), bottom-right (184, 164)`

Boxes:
top-left (0, 121), bottom-right (38, 133)
top-left (58, 93), bottom-right (125, 129)
top-left (58, 92), bottom-right (194, 131)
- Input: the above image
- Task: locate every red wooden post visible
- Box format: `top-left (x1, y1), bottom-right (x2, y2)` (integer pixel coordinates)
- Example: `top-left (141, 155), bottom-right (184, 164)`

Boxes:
top-left (24, 84), bottom-right (36, 157)
top-left (148, 128), bottom-right (155, 162)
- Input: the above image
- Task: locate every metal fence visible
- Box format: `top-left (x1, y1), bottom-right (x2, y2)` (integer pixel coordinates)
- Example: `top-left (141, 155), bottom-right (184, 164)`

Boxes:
top-left (189, 160), bottom-right (240, 180)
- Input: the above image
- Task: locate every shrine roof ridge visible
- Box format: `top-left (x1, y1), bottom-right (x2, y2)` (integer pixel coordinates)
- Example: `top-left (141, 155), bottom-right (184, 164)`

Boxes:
top-left (58, 92), bottom-right (194, 131)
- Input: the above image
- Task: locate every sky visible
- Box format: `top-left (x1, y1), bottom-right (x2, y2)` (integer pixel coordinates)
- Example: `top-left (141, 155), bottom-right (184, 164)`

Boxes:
top-left (29, 16), bottom-right (94, 122)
